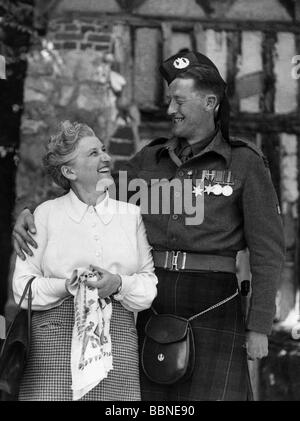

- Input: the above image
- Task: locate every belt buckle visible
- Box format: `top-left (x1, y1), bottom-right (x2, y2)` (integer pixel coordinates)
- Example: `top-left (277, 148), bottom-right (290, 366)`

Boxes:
top-left (171, 251), bottom-right (179, 270)
top-left (168, 251), bottom-right (187, 271)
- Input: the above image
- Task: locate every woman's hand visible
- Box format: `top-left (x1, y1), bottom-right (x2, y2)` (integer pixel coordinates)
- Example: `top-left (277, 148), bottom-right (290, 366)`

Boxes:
top-left (65, 269), bottom-right (79, 296)
top-left (86, 265), bottom-right (122, 299)
top-left (13, 209), bottom-right (37, 260)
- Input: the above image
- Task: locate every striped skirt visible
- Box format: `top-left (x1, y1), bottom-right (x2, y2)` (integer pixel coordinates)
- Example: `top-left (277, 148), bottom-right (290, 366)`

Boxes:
top-left (137, 269), bottom-right (251, 401)
top-left (19, 298), bottom-right (141, 401)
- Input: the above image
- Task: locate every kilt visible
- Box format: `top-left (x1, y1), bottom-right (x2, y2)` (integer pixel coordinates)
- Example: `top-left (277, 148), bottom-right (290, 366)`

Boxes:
top-left (137, 269), bottom-right (251, 401)
top-left (18, 297), bottom-right (141, 401)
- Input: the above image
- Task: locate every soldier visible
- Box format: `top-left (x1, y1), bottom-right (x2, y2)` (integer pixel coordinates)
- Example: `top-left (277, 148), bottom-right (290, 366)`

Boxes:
top-left (12, 51), bottom-right (285, 401)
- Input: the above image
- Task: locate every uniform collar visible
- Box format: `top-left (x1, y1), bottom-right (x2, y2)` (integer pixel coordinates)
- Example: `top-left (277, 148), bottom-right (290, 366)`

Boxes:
top-left (190, 129), bottom-right (232, 167)
top-left (189, 126), bottom-right (219, 156)
top-left (156, 129), bottom-right (231, 167)
top-left (156, 137), bottom-right (179, 162)
top-left (64, 189), bottom-right (114, 225)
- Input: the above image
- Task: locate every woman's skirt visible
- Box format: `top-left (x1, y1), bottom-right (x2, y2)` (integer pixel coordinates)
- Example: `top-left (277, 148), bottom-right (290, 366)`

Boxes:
top-left (137, 269), bottom-right (251, 401)
top-left (19, 297), bottom-right (141, 401)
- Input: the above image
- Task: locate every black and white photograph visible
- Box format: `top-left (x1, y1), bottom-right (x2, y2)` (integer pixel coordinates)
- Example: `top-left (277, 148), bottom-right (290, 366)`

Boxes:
top-left (0, 0), bottom-right (299, 405)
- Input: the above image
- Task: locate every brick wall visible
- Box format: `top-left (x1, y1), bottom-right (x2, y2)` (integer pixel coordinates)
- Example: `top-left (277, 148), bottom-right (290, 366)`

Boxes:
top-left (49, 18), bottom-right (114, 52)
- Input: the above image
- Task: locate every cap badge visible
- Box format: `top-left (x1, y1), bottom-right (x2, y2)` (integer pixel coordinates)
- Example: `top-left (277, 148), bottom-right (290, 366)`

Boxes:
top-left (173, 57), bottom-right (190, 69)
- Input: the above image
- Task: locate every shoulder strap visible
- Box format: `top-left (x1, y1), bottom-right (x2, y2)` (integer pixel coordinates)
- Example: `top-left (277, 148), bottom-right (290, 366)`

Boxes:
top-left (17, 276), bottom-right (35, 311)
top-left (228, 137), bottom-right (269, 168)
top-left (12, 276), bottom-right (35, 352)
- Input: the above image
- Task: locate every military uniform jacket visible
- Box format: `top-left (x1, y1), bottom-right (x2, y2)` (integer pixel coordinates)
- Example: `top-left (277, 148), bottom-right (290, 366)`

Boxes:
top-left (116, 130), bottom-right (285, 335)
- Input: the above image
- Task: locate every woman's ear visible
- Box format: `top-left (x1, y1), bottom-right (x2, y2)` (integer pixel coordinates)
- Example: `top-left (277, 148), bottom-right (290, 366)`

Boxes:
top-left (61, 165), bottom-right (76, 181)
top-left (205, 94), bottom-right (218, 111)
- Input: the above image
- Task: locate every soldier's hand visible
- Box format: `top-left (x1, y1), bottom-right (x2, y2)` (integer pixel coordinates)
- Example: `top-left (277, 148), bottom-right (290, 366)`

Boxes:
top-left (13, 209), bottom-right (37, 260)
top-left (246, 330), bottom-right (268, 360)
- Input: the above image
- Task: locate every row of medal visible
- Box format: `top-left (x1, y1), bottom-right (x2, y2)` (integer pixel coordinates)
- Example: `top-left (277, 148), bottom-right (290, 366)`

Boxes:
top-left (192, 170), bottom-right (234, 197)
top-left (205, 183), bottom-right (233, 196)
top-left (192, 183), bottom-right (233, 197)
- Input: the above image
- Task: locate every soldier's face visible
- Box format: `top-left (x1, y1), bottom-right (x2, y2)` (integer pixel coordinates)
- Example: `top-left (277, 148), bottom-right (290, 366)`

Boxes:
top-left (167, 78), bottom-right (209, 142)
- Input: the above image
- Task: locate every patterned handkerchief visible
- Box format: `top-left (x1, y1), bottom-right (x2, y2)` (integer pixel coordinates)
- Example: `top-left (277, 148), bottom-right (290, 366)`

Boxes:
top-left (70, 268), bottom-right (113, 400)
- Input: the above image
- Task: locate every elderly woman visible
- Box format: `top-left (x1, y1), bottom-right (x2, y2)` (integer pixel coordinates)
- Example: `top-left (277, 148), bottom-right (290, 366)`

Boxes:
top-left (12, 121), bottom-right (157, 401)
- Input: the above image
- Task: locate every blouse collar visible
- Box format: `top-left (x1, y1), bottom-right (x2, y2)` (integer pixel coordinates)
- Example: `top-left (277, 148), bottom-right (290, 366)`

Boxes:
top-left (64, 189), bottom-right (115, 225)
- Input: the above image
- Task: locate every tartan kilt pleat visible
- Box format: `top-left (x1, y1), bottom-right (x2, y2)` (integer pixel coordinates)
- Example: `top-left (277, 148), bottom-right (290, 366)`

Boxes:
top-left (18, 297), bottom-right (141, 401)
top-left (137, 269), bottom-right (250, 401)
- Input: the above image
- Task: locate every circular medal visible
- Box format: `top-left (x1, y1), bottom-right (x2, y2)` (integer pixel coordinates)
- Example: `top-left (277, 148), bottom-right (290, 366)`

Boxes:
top-left (212, 184), bottom-right (222, 195)
top-left (222, 185), bottom-right (233, 196)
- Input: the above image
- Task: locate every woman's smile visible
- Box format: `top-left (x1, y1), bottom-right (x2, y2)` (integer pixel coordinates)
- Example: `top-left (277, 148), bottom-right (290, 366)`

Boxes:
top-left (97, 166), bottom-right (110, 174)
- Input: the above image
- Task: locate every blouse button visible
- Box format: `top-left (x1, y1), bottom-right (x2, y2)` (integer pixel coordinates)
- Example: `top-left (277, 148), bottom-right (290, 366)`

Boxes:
top-left (95, 252), bottom-right (100, 257)
top-left (92, 222), bottom-right (96, 228)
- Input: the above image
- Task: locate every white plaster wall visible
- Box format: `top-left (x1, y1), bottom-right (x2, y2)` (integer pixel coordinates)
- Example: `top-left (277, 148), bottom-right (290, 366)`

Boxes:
top-left (280, 133), bottom-right (298, 208)
top-left (205, 30), bottom-right (227, 81)
top-left (274, 33), bottom-right (298, 114)
top-left (236, 31), bottom-right (263, 112)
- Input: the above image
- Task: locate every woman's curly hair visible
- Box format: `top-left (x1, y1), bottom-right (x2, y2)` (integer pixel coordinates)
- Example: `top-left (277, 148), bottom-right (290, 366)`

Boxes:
top-left (43, 121), bottom-right (95, 190)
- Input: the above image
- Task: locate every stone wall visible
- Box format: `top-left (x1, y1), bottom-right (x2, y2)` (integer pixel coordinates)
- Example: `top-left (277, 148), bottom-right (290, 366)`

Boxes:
top-left (15, 17), bottom-right (135, 212)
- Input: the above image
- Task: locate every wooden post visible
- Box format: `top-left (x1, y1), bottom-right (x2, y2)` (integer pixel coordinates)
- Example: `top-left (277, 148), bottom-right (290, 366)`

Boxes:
top-left (296, 30), bottom-right (300, 322)
top-left (296, 0), bottom-right (300, 22)
top-left (261, 32), bottom-right (281, 194)
top-left (161, 22), bottom-right (172, 103)
top-left (226, 30), bottom-right (241, 116)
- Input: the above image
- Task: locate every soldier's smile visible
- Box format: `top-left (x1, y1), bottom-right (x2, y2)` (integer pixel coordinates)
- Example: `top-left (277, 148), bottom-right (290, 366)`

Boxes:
top-left (173, 117), bottom-right (185, 124)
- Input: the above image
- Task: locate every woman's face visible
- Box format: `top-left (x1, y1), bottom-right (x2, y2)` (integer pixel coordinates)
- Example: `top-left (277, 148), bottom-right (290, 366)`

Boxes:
top-left (67, 136), bottom-right (113, 193)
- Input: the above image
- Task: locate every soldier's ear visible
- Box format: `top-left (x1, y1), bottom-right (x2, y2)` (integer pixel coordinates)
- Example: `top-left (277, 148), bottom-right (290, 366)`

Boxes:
top-left (205, 94), bottom-right (218, 111)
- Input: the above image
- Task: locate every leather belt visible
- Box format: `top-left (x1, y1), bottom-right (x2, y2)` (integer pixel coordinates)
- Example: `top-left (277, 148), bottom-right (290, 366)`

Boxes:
top-left (152, 250), bottom-right (236, 273)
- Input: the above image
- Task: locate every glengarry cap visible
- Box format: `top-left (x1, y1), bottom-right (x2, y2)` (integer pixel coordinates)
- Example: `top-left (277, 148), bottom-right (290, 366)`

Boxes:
top-left (159, 51), bottom-right (222, 85)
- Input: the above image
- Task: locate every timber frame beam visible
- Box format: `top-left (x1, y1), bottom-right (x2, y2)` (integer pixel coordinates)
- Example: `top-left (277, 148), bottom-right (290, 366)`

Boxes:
top-left (57, 11), bottom-right (300, 34)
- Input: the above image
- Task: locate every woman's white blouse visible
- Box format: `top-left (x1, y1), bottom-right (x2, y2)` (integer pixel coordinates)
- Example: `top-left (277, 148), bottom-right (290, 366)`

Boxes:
top-left (13, 190), bottom-right (158, 312)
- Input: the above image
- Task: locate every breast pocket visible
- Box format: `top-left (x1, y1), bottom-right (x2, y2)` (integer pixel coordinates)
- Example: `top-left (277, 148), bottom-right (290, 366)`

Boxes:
top-left (200, 177), bottom-right (243, 232)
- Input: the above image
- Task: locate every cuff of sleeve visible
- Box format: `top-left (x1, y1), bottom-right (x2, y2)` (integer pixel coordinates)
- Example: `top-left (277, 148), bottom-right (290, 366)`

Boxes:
top-left (48, 278), bottom-right (70, 299)
top-left (113, 275), bottom-right (131, 301)
top-left (246, 308), bottom-right (275, 335)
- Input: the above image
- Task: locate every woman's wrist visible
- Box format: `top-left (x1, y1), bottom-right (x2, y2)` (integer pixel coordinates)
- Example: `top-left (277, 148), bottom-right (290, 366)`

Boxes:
top-left (65, 279), bottom-right (71, 296)
top-left (65, 278), bottom-right (77, 296)
top-left (113, 274), bottom-right (122, 295)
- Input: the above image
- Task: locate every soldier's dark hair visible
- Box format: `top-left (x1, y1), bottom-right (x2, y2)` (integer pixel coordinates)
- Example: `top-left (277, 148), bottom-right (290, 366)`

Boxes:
top-left (176, 65), bottom-right (226, 105)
